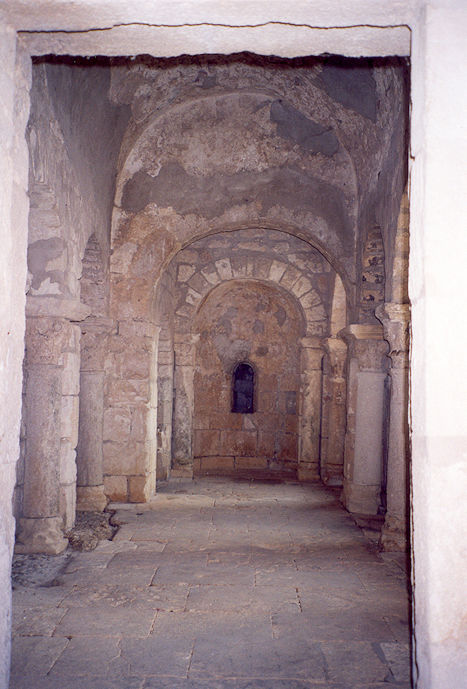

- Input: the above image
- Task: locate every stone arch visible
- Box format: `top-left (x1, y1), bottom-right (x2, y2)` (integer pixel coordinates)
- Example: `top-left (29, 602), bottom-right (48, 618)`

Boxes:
top-left (171, 245), bottom-right (326, 338)
top-left (162, 225), bottom-right (349, 482)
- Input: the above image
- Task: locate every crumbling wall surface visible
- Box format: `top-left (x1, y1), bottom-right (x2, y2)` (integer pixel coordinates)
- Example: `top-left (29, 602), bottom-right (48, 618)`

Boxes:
top-left (193, 279), bottom-right (303, 477)
top-left (26, 62), bottom-right (124, 300)
top-left (0, 31), bottom-right (31, 689)
top-left (44, 60), bottom-right (130, 254)
top-left (355, 59), bottom-right (409, 319)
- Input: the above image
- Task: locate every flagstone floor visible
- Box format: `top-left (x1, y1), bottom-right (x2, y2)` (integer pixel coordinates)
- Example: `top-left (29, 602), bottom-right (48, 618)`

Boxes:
top-left (10, 478), bottom-right (412, 688)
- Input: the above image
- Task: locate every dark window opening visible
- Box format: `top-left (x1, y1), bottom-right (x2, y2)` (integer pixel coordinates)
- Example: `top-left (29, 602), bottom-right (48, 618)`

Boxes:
top-left (232, 362), bottom-right (255, 413)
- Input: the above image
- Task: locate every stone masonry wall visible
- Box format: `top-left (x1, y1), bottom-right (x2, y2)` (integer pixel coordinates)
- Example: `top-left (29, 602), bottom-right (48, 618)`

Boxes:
top-left (193, 280), bottom-right (303, 478)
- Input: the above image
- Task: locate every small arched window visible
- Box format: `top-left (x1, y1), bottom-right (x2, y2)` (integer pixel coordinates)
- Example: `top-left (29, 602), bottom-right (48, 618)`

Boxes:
top-left (232, 362), bottom-right (255, 413)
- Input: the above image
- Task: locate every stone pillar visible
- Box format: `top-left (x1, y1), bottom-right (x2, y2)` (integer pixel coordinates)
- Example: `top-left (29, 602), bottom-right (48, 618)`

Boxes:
top-left (172, 333), bottom-right (198, 475)
top-left (341, 324), bottom-right (389, 515)
top-left (16, 303), bottom-right (87, 554)
top-left (376, 303), bottom-right (410, 551)
top-left (76, 318), bottom-right (114, 511)
top-left (298, 337), bottom-right (323, 481)
top-left (320, 337), bottom-right (347, 485)
top-left (156, 331), bottom-right (174, 481)
top-left (101, 318), bottom-right (159, 503)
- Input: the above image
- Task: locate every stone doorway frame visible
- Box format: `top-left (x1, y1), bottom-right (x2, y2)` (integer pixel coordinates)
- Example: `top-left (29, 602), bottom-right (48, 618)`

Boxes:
top-left (1, 5), bottom-right (466, 689)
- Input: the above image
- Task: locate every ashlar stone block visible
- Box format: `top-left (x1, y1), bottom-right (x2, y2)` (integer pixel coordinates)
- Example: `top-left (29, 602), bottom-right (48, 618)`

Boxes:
top-left (104, 475), bottom-right (128, 502)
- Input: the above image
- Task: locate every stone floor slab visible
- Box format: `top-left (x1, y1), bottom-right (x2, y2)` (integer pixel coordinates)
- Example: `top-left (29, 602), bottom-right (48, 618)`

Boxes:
top-left (47, 637), bottom-right (126, 679)
top-left (10, 478), bottom-right (412, 689)
top-left (120, 634), bottom-right (194, 677)
top-left (12, 604), bottom-right (67, 637)
top-left (53, 603), bottom-right (157, 637)
top-left (9, 636), bottom-right (68, 681)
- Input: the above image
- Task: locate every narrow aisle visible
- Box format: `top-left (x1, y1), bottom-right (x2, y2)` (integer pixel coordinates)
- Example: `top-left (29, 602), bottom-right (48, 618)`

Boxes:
top-left (10, 479), bottom-right (411, 689)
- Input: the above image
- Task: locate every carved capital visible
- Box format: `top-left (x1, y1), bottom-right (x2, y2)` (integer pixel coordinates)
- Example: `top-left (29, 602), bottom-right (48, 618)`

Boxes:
top-left (323, 337), bottom-right (347, 377)
top-left (80, 317), bottom-right (116, 371)
top-left (26, 295), bottom-right (91, 321)
top-left (376, 303), bottom-right (410, 368)
top-left (340, 323), bottom-right (388, 372)
top-left (25, 316), bottom-right (79, 365)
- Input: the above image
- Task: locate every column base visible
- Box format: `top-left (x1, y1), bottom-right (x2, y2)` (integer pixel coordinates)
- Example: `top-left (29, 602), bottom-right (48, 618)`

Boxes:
top-left (321, 464), bottom-right (344, 486)
top-left (171, 462), bottom-right (194, 478)
top-left (15, 517), bottom-right (68, 554)
top-left (380, 514), bottom-right (408, 552)
top-left (76, 485), bottom-right (108, 512)
top-left (343, 479), bottom-right (381, 515)
top-left (297, 462), bottom-right (320, 482)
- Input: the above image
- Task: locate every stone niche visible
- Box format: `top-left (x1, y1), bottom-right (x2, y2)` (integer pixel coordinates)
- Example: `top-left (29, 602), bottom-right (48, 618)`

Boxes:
top-left (193, 279), bottom-right (304, 478)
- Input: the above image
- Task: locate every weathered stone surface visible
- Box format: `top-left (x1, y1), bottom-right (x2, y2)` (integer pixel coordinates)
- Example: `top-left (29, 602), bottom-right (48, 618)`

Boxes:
top-left (103, 475), bottom-right (127, 502)
top-left (76, 485), bottom-right (108, 512)
top-left (15, 517), bottom-right (68, 555)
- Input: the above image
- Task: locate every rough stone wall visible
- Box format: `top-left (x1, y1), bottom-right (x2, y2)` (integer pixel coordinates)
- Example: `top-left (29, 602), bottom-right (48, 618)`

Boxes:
top-left (193, 280), bottom-right (303, 477)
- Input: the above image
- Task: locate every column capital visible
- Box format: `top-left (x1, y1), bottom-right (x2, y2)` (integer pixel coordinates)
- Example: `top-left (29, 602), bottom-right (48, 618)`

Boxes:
top-left (79, 316), bottom-right (116, 335)
top-left (174, 332), bottom-right (200, 347)
top-left (25, 316), bottom-right (79, 366)
top-left (323, 337), bottom-right (347, 377)
top-left (26, 295), bottom-right (91, 321)
top-left (299, 335), bottom-right (322, 349)
top-left (376, 303), bottom-right (410, 369)
top-left (340, 323), bottom-right (388, 372)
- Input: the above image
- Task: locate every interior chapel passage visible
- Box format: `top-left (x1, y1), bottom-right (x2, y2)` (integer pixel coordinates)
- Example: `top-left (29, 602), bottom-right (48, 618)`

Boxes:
top-left (15, 53), bottom-right (410, 559)
top-left (11, 51), bottom-right (412, 686)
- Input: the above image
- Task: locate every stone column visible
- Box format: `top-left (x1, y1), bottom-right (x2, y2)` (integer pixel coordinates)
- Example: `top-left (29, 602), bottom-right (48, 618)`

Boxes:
top-left (16, 299), bottom-right (88, 554)
top-left (172, 333), bottom-right (198, 475)
top-left (376, 303), bottom-right (410, 551)
top-left (341, 324), bottom-right (389, 515)
top-left (76, 318), bottom-right (114, 511)
top-left (298, 336), bottom-right (323, 481)
top-left (320, 337), bottom-right (347, 485)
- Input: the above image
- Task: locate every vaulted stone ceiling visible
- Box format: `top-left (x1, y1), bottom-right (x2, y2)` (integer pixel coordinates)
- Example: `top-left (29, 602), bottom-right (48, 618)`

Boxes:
top-left (32, 53), bottom-right (408, 323)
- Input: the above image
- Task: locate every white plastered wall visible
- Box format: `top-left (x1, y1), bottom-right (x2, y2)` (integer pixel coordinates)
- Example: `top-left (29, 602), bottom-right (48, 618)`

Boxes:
top-left (0, 1), bottom-right (466, 688)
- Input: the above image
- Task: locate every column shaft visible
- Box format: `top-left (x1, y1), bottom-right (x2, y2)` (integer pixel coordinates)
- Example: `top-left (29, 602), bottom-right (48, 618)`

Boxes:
top-left (16, 315), bottom-right (78, 554)
top-left (342, 324), bottom-right (389, 515)
top-left (298, 337), bottom-right (323, 481)
top-left (377, 303), bottom-right (410, 551)
top-left (76, 318), bottom-right (113, 511)
top-left (172, 334), bottom-right (198, 475)
top-left (321, 337), bottom-right (347, 485)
